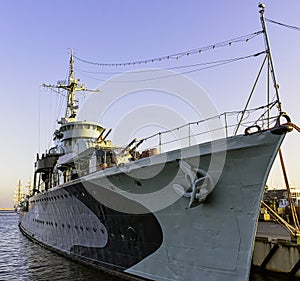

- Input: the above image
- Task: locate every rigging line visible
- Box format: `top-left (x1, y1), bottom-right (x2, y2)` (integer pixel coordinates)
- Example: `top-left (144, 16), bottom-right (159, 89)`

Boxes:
top-left (38, 86), bottom-right (42, 153)
top-left (249, 102), bottom-right (279, 128)
top-left (75, 54), bottom-right (264, 75)
top-left (43, 86), bottom-right (67, 96)
top-left (41, 86), bottom-right (67, 125)
top-left (265, 18), bottom-right (300, 32)
top-left (222, 101), bottom-right (277, 117)
top-left (56, 92), bottom-right (65, 127)
top-left (73, 31), bottom-right (263, 67)
top-left (76, 51), bottom-right (266, 84)
top-left (47, 89), bottom-right (53, 148)
top-left (55, 91), bottom-right (62, 128)
top-left (234, 54), bottom-right (268, 135)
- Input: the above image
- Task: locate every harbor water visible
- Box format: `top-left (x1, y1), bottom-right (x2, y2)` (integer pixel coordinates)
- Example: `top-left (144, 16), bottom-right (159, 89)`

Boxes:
top-left (0, 212), bottom-right (290, 281)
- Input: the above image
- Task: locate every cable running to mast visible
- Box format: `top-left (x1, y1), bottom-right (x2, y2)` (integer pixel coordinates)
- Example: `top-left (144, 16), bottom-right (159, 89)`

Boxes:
top-left (73, 31), bottom-right (263, 67)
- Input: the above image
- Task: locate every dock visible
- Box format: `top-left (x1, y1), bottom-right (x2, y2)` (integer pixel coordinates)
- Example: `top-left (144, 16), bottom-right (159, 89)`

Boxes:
top-left (253, 221), bottom-right (300, 278)
top-left (0, 208), bottom-right (15, 212)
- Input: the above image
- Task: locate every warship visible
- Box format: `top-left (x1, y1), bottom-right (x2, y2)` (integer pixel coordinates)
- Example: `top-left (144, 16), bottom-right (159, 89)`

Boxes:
top-left (19, 5), bottom-right (292, 281)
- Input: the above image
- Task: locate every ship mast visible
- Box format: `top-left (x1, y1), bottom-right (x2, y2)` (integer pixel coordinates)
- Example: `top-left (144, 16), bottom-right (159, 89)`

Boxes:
top-left (43, 50), bottom-right (99, 124)
top-left (64, 50), bottom-right (84, 120)
top-left (14, 179), bottom-right (23, 205)
top-left (258, 3), bottom-right (282, 114)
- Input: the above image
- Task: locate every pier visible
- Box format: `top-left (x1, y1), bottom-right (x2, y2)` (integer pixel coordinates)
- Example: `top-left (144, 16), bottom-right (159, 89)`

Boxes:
top-left (253, 221), bottom-right (300, 278)
top-left (0, 208), bottom-right (15, 212)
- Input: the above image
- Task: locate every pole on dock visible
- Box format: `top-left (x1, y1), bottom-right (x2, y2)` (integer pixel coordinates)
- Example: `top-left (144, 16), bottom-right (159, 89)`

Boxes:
top-left (278, 149), bottom-right (300, 233)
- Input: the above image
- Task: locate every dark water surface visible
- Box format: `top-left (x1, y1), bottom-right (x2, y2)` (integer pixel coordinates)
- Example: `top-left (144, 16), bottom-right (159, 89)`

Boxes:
top-left (0, 212), bottom-right (289, 281)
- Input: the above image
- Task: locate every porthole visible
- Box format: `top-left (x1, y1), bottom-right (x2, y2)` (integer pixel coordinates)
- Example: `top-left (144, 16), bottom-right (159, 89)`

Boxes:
top-left (127, 226), bottom-right (137, 242)
top-left (134, 180), bottom-right (142, 187)
top-left (119, 231), bottom-right (125, 239)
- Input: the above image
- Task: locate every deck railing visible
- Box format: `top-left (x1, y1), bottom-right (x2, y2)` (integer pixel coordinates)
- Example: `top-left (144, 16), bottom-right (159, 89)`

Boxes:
top-left (138, 102), bottom-right (279, 153)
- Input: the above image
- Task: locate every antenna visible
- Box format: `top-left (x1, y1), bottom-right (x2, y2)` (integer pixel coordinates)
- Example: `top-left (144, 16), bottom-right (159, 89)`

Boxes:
top-left (42, 50), bottom-right (100, 123)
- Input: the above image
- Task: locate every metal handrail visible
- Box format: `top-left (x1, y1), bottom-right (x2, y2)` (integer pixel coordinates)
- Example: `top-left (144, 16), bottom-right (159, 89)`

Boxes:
top-left (137, 103), bottom-right (278, 153)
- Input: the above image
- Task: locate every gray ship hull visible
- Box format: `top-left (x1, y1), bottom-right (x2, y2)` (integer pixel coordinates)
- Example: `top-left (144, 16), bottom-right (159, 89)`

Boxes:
top-left (19, 130), bottom-right (284, 281)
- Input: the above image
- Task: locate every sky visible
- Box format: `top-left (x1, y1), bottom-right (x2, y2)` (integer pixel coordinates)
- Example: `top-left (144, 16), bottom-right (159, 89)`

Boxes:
top-left (1, 0), bottom-right (300, 207)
